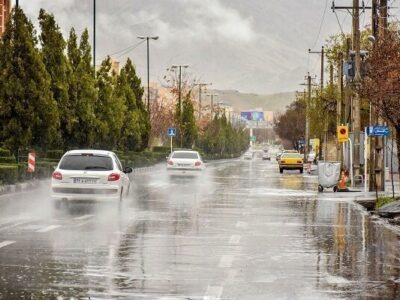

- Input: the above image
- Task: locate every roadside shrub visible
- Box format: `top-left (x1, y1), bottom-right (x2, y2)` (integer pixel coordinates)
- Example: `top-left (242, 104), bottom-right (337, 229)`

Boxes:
top-left (376, 196), bottom-right (400, 209)
top-left (0, 156), bottom-right (16, 164)
top-left (0, 148), bottom-right (11, 157)
top-left (45, 150), bottom-right (64, 159)
top-left (0, 164), bottom-right (18, 184)
top-left (153, 146), bottom-right (170, 153)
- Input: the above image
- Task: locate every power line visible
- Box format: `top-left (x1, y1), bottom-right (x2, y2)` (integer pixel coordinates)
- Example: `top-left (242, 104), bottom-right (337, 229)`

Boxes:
top-left (96, 40), bottom-right (146, 62)
top-left (312, 0), bottom-right (329, 48)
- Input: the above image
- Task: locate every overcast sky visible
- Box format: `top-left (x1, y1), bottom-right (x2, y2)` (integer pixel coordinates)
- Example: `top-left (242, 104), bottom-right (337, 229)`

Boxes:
top-left (18, 0), bottom-right (398, 94)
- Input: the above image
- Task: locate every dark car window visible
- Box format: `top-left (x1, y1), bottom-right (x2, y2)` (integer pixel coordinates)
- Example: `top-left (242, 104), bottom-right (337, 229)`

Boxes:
top-left (172, 152), bottom-right (198, 159)
top-left (59, 154), bottom-right (113, 171)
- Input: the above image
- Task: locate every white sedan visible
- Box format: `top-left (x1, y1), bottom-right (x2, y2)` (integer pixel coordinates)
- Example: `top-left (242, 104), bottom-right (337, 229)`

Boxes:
top-left (51, 150), bottom-right (132, 204)
top-left (167, 150), bottom-right (205, 175)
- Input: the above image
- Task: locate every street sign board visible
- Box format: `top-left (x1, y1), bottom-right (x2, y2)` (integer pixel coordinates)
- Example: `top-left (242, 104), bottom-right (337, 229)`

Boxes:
top-left (250, 136), bottom-right (256, 142)
top-left (366, 125), bottom-right (389, 137)
top-left (167, 128), bottom-right (176, 137)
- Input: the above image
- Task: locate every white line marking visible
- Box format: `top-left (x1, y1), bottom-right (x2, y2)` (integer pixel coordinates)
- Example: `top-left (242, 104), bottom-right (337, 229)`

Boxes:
top-left (74, 214), bottom-right (94, 221)
top-left (204, 285), bottom-right (223, 300)
top-left (36, 225), bottom-right (61, 233)
top-left (229, 235), bottom-right (241, 244)
top-left (0, 241), bottom-right (15, 249)
top-left (219, 255), bottom-right (234, 268)
top-left (236, 221), bottom-right (248, 228)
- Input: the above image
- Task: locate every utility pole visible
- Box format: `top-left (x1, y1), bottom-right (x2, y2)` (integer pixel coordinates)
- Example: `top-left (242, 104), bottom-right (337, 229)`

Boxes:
top-left (337, 52), bottom-right (344, 161)
top-left (306, 74), bottom-right (312, 161)
top-left (352, 0), bottom-right (362, 177)
top-left (308, 47), bottom-right (326, 158)
top-left (138, 36), bottom-right (159, 116)
top-left (15, 0), bottom-right (18, 8)
top-left (207, 93), bottom-right (218, 119)
top-left (332, 1), bottom-right (373, 178)
top-left (194, 83), bottom-right (212, 119)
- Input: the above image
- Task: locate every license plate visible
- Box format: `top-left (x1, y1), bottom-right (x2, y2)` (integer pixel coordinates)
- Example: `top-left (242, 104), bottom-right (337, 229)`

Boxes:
top-left (178, 164), bottom-right (190, 167)
top-left (73, 178), bottom-right (97, 184)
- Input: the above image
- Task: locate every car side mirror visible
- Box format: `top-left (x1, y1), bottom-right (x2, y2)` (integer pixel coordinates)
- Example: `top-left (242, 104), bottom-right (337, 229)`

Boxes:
top-left (123, 166), bottom-right (133, 174)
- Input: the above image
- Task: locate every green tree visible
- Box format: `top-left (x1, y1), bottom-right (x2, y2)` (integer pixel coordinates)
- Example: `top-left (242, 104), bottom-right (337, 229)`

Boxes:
top-left (66, 28), bottom-right (97, 148)
top-left (116, 67), bottom-right (142, 151)
top-left (176, 92), bottom-right (197, 148)
top-left (0, 7), bottom-right (59, 155)
top-left (38, 9), bottom-right (70, 149)
top-left (123, 58), bottom-right (150, 150)
top-left (274, 98), bottom-right (306, 149)
top-left (95, 56), bottom-right (126, 149)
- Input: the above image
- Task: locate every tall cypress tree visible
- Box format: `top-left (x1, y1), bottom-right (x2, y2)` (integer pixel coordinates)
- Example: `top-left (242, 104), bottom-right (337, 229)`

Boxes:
top-left (116, 67), bottom-right (142, 151)
top-left (123, 59), bottom-right (150, 150)
top-left (95, 56), bottom-right (126, 149)
top-left (38, 9), bottom-right (70, 149)
top-left (0, 7), bottom-right (59, 155)
top-left (67, 28), bottom-right (97, 148)
top-left (177, 92), bottom-right (197, 148)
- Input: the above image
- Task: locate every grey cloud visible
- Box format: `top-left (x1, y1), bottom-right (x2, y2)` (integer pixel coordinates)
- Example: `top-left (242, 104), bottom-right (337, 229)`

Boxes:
top-left (19, 0), bottom-right (350, 94)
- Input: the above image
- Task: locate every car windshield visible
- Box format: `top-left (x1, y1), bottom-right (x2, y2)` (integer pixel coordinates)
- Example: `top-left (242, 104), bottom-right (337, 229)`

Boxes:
top-left (281, 153), bottom-right (302, 159)
top-left (172, 152), bottom-right (198, 159)
top-left (59, 154), bottom-right (113, 171)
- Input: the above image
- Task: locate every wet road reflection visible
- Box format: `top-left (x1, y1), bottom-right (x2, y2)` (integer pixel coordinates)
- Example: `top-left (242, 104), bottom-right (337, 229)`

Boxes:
top-left (0, 159), bottom-right (399, 299)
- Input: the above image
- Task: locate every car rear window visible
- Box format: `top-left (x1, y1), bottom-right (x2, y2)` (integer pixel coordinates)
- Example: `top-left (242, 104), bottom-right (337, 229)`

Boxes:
top-left (59, 154), bottom-right (113, 170)
top-left (172, 152), bottom-right (198, 159)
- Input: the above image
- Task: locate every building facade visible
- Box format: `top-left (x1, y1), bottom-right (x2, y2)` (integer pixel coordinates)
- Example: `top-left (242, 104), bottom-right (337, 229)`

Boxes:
top-left (0, 0), bottom-right (10, 37)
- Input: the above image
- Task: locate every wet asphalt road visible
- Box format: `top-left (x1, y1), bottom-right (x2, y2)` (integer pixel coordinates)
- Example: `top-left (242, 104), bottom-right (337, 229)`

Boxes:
top-left (0, 158), bottom-right (400, 299)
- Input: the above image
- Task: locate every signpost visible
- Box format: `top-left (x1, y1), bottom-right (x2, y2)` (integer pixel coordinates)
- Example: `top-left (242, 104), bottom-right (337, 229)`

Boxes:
top-left (366, 125), bottom-right (389, 137)
top-left (167, 128), bottom-right (176, 153)
top-left (364, 125), bottom-right (389, 192)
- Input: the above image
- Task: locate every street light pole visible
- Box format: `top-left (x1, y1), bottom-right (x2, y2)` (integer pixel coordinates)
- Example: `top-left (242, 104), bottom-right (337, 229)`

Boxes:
top-left (138, 36), bottom-right (159, 116)
top-left (93, 0), bottom-right (96, 75)
top-left (170, 65), bottom-right (189, 122)
top-left (16, 0), bottom-right (19, 8)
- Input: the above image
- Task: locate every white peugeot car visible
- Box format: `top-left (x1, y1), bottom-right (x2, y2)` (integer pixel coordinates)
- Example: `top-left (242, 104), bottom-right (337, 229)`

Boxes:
top-left (51, 150), bottom-right (132, 204)
top-left (167, 150), bottom-right (205, 175)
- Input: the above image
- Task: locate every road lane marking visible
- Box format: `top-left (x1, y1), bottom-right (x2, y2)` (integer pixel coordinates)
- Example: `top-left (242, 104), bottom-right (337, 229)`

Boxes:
top-left (203, 285), bottom-right (223, 300)
top-left (219, 255), bottom-right (234, 268)
top-left (0, 241), bottom-right (15, 249)
top-left (36, 225), bottom-right (61, 233)
top-left (74, 214), bottom-right (94, 221)
top-left (229, 235), bottom-right (241, 244)
top-left (236, 221), bottom-right (248, 228)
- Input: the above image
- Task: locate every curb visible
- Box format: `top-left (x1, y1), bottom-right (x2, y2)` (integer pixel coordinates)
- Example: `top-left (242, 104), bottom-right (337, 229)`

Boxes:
top-left (0, 180), bottom-right (43, 197)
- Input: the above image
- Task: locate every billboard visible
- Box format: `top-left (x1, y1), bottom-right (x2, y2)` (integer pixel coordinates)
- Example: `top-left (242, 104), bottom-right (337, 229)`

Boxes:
top-left (240, 111), bottom-right (265, 121)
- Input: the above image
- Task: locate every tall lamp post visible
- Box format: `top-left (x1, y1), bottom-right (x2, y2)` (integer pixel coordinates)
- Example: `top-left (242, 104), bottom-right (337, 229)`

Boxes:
top-left (138, 36), bottom-right (159, 116)
top-left (15, 0), bottom-right (19, 7)
top-left (170, 65), bottom-right (189, 121)
top-left (93, 0), bottom-right (96, 75)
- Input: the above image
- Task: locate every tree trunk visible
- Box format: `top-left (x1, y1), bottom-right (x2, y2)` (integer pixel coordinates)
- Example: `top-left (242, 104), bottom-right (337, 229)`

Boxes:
top-left (396, 129), bottom-right (400, 184)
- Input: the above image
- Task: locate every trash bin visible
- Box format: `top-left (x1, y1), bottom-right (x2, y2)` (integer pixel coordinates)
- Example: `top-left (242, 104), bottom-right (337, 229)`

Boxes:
top-left (317, 161), bottom-right (341, 192)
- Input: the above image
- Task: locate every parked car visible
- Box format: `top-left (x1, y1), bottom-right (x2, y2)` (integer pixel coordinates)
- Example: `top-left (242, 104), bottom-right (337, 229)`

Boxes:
top-left (278, 152), bottom-right (304, 173)
top-left (167, 150), bottom-right (205, 175)
top-left (51, 150), bottom-right (132, 205)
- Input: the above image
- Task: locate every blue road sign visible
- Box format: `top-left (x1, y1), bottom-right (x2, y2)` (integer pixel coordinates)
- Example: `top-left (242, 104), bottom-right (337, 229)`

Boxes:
top-left (366, 125), bottom-right (389, 137)
top-left (167, 128), bottom-right (176, 137)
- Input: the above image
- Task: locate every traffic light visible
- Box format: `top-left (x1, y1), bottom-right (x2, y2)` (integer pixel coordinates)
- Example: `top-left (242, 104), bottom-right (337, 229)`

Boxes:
top-left (337, 125), bottom-right (348, 143)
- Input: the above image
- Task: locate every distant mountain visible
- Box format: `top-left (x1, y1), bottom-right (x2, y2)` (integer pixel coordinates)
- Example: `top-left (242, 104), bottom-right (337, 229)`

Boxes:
top-left (210, 90), bottom-right (295, 112)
